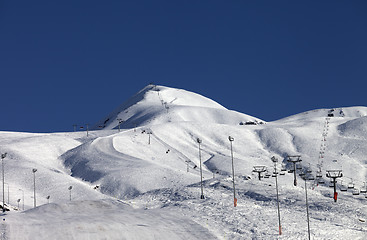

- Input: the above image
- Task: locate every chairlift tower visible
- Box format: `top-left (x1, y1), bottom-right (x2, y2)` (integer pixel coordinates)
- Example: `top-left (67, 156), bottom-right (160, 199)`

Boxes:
top-left (286, 155), bottom-right (302, 186)
top-left (325, 169), bottom-right (343, 202)
top-left (252, 166), bottom-right (267, 180)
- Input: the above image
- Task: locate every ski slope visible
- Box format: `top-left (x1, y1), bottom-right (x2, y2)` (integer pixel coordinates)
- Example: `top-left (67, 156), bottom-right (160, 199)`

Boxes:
top-left (1, 85), bottom-right (367, 239)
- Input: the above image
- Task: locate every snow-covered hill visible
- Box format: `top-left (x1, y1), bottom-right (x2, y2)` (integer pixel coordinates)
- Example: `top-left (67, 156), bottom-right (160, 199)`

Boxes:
top-left (93, 85), bottom-right (265, 130)
top-left (1, 85), bottom-right (367, 239)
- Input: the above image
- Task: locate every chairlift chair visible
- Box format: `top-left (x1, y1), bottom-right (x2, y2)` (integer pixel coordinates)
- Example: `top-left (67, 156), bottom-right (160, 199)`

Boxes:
top-left (340, 185), bottom-right (348, 192)
top-left (329, 181), bottom-right (335, 188)
top-left (318, 178), bottom-right (325, 184)
top-left (288, 170), bottom-right (294, 173)
top-left (281, 165), bottom-right (286, 171)
top-left (360, 183), bottom-right (367, 193)
top-left (316, 172), bottom-right (322, 178)
top-left (348, 182), bottom-right (355, 189)
top-left (352, 189), bottom-right (360, 195)
top-left (296, 165), bottom-right (302, 170)
top-left (279, 171), bottom-right (285, 175)
top-left (308, 175), bottom-right (315, 180)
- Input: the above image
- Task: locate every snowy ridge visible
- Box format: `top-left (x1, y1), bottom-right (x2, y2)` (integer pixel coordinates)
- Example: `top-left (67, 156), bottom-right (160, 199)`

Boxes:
top-left (1, 85), bottom-right (367, 239)
top-left (275, 106), bottom-right (367, 122)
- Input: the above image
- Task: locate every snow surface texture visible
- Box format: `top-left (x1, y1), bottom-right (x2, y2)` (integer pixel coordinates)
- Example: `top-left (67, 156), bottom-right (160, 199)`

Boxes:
top-left (1, 85), bottom-right (367, 239)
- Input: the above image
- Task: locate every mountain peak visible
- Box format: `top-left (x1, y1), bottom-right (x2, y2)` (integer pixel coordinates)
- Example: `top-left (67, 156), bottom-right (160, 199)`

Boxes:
top-left (93, 85), bottom-right (263, 130)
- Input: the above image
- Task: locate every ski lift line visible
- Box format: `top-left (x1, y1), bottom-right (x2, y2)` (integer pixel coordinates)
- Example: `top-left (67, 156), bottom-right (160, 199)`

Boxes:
top-left (280, 159), bottom-right (324, 177)
top-left (330, 176), bottom-right (367, 188)
top-left (318, 117), bottom-right (331, 169)
top-left (323, 173), bottom-right (367, 198)
top-left (279, 155), bottom-right (364, 189)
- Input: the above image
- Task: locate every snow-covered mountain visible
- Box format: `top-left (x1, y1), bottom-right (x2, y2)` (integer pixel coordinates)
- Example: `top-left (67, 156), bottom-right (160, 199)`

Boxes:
top-left (93, 84), bottom-right (265, 130)
top-left (1, 85), bottom-right (367, 239)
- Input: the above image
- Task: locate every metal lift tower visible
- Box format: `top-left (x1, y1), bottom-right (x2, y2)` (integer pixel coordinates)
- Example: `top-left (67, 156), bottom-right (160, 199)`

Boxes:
top-left (326, 169), bottom-right (343, 202)
top-left (286, 155), bottom-right (302, 186)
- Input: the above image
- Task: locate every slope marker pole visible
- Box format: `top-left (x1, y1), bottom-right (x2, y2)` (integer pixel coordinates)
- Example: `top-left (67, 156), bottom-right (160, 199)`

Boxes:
top-left (271, 156), bottom-right (282, 235)
top-left (197, 138), bottom-right (204, 199)
top-left (228, 136), bottom-right (236, 207)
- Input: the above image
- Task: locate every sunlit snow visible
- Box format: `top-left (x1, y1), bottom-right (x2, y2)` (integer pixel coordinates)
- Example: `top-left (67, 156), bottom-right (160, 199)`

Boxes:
top-left (0, 85), bottom-right (366, 239)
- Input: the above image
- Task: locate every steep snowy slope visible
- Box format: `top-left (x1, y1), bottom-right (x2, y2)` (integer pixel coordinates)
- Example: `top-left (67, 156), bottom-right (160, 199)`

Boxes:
top-left (65, 109), bottom-right (367, 197)
top-left (0, 131), bottom-right (114, 208)
top-left (93, 85), bottom-right (265, 130)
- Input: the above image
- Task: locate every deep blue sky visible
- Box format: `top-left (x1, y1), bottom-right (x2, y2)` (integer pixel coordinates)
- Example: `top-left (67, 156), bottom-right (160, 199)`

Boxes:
top-left (1, 0), bottom-right (366, 133)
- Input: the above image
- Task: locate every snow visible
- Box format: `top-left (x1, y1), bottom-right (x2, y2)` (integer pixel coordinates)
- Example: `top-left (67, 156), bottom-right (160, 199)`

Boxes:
top-left (92, 85), bottom-right (264, 130)
top-left (4, 199), bottom-right (216, 240)
top-left (0, 85), bottom-right (367, 239)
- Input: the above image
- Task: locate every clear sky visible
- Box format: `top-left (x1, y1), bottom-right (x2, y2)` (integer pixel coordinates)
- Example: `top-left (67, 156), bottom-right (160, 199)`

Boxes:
top-left (1, 0), bottom-right (366, 133)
